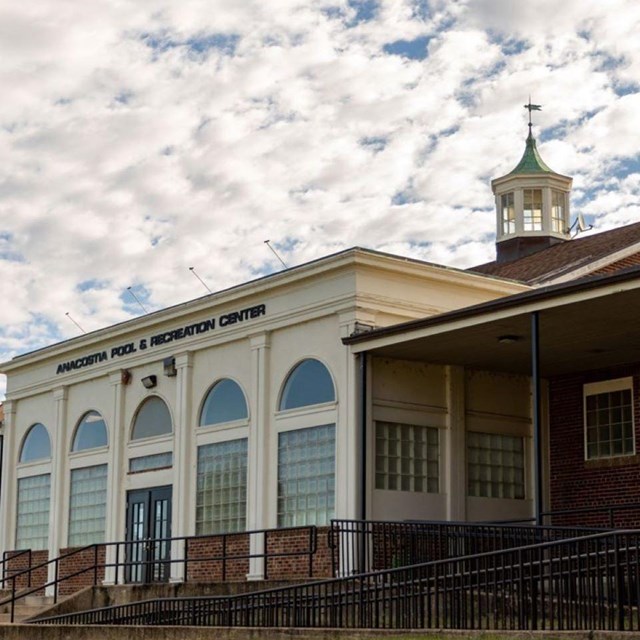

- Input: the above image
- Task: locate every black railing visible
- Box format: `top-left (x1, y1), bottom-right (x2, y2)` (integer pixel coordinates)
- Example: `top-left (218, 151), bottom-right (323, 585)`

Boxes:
top-left (328, 519), bottom-right (604, 577)
top-left (33, 529), bottom-right (640, 631)
top-left (0, 549), bottom-right (32, 589)
top-left (0, 525), bottom-right (317, 622)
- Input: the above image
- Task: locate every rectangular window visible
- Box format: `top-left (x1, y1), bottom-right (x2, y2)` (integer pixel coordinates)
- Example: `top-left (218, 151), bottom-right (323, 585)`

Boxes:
top-left (584, 379), bottom-right (635, 460)
top-left (16, 474), bottom-right (51, 550)
top-left (375, 422), bottom-right (439, 493)
top-left (129, 452), bottom-right (173, 473)
top-left (551, 190), bottom-right (565, 233)
top-left (68, 464), bottom-right (108, 546)
top-left (501, 192), bottom-right (516, 234)
top-left (277, 425), bottom-right (335, 527)
top-left (196, 439), bottom-right (248, 535)
top-left (523, 189), bottom-right (543, 231)
top-left (467, 432), bottom-right (525, 499)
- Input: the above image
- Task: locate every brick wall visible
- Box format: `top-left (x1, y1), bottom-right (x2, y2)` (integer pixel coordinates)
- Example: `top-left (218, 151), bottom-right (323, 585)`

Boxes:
top-left (589, 251), bottom-right (640, 277)
top-left (549, 365), bottom-right (640, 527)
top-left (57, 546), bottom-right (106, 596)
top-left (3, 550), bottom-right (48, 593)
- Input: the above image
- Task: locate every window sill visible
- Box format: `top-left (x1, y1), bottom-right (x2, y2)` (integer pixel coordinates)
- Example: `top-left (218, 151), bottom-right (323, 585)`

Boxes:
top-left (585, 454), bottom-right (640, 469)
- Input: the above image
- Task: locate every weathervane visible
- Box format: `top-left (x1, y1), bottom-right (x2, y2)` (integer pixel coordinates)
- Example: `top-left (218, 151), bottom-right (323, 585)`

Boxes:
top-left (524, 97), bottom-right (542, 136)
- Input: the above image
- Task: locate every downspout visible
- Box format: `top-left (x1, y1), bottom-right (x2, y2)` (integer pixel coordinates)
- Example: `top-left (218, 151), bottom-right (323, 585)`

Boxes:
top-left (359, 352), bottom-right (367, 521)
top-left (531, 311), bottom-right (543, 526)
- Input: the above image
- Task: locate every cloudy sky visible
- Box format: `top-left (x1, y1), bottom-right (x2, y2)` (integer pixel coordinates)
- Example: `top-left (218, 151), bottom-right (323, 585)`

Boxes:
top-left (1, 0), bottom-right (639, 397)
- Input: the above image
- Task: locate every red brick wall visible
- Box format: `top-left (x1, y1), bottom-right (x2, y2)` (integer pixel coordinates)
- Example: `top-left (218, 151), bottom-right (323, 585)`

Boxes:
top-left (549, 366), bottom-right (640, 527)
top-left (3, 550), bottom-right (48, 593)
top-left (588, 252), bottom-right (640, 277)
top-left (57, 546), bottom-right (106, 596)
top-left (186, 534), bottom-right (250, 582)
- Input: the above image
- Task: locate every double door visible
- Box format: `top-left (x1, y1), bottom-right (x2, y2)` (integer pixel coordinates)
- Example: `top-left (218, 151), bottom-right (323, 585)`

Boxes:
top-left (125, 486), bottom-right (172, 583)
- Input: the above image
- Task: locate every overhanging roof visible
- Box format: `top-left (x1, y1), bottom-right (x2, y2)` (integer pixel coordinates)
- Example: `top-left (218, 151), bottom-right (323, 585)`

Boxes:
top-left (344, 266), bottom-right (640, 377)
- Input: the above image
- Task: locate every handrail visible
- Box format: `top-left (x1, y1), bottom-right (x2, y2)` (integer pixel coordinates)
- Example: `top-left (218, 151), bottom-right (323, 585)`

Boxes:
top-left (32, 528), bottom-right (640, 630)
top-left (1, 549), bottom-right (32, 589)
top-left (0, 525), bottom-right (318, 622)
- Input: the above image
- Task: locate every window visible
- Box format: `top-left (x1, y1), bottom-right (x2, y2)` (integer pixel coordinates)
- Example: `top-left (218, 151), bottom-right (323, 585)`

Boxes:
top-left (584, 378), bottom-right (634, 460)
top-left (277, 425), bottom-right (335, 526)
top-left (375, 422), bottom-right (439, 493)
top-left (20, 423), bottom-right (51, 463)
top-left (279, 359), bottom-right (335, 410)
top-left (467, 432), bottom-right (525, 499)
top-left (16, 474), bottom-right (51, 550)
top-left (72, 411), bottom-right (108, 452)
top-left (200, 379), bottom-right (248, 426)
top-left (129, 452), bottom-right (173, 473)
top-left (131, 397), bottom-right (172, 440)
top-left (551, 190), bottom-right (565, 233)
top-left (196, 439), bottom-right (248, 534)
top-left (68, 464), bottom-right (108, 546)
top-left (501, 192), bottom-right (515, 234)
top-left (523, 189), bottom-right (543, 231)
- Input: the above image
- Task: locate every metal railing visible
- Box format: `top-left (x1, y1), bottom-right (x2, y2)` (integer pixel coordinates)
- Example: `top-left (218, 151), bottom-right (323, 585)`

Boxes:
top-left (328, 519), bottom-right (604, 577)
top-left (0, 549), bottom-right (32, 589)
top-left (0, 525), bottom-right (317, 622)
top-left (33, 529), bottom-right (640, 631)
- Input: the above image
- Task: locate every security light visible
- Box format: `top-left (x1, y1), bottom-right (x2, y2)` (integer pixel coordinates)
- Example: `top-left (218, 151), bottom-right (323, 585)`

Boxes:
top-left (141, 375), bottom-right (157, 389)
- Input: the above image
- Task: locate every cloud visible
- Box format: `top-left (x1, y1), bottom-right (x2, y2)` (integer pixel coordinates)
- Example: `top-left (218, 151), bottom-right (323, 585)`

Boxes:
top-left (1, 0), bottom-right (640, 400)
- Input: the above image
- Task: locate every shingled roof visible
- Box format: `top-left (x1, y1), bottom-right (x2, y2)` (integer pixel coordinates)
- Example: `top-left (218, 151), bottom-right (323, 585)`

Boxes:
top-left (471, 221), bottom-right (640, 285)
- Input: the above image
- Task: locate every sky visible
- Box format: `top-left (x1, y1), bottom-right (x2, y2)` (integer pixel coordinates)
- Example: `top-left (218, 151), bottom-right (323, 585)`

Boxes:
top-left (1, 0), bottom-right (640, 398)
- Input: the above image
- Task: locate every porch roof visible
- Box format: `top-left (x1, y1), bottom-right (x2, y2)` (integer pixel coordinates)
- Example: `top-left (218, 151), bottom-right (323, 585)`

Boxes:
top-left (344, 265), bottom-right (640, 377)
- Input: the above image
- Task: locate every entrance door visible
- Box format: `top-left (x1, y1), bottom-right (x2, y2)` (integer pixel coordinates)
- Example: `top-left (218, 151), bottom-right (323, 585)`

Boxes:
top-left (125, 486), bottom-right (172, 583)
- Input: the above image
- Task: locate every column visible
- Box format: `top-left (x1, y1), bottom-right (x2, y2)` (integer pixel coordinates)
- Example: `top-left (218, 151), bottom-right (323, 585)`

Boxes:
top-left (445, 366), bottom-right (466, 521)
top-left (0, 401), bottom-right (16, 555)
top-left (246, 332), bottom-right (270, 580)
top-left (103, 370), bottom-right (126, 585)
top-left (170, 352), bottom-right (193, 583)
top-left (47, 387), bottom-right (68, 592)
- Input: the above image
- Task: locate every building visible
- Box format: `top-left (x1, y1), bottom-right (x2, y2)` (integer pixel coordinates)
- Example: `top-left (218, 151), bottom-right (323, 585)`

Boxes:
top-left (1, 120), bottom-right (640, 588)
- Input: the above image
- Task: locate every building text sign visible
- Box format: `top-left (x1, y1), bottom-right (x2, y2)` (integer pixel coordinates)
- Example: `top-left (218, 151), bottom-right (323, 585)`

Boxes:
top-left (56, 303), bottom-right (266, 375)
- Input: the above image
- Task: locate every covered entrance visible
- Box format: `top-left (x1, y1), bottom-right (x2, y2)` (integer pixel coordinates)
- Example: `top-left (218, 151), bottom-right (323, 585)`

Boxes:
top-left (125, 485), bottom-right (172, 583)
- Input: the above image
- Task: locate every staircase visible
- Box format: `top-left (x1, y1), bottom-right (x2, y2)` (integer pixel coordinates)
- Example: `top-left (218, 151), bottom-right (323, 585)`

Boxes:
top-left (0, 592), bottom-right (55, 624)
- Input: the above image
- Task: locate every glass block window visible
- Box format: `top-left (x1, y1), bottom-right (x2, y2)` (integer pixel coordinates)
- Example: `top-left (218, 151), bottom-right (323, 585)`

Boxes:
top-left (196, 439), bottom-right (248, 535)
top-left (129, 452), bottom-right (173, 473)
top-left (501, 192), bottom-right (515, 234)
top-left (72, 411), bottom-right (108, 452)
top-left (279, 359), bottom-right (335, 410)
top-left (467, 432), bottom-right (525, 499)
top-left (131, 397), bottom-right (172, 441)
top-left (585, 384), bottom-right (634, 460)
top-left (68, 464), bottom-right (108, 546)
top-left (16, 474), bottom-right (51, 550)
top-left (551, 190), bottom-right (565, 233)
top-left (375, 422), bottom-right (439, 493)
top-left (523, 189), bottom-right (543, 231)
top-left (277, 424), bottom-right (335, 527)
top-left (200, 379), bottom-right (248, 426)
top-left (20, 423), bottom-right (51, 463)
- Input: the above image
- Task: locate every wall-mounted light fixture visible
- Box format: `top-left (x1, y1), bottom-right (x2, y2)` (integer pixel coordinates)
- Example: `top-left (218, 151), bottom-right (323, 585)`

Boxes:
top-left (163, 357), bottom-right (177, 377)
top-left (121, 369), bottom-right (132, 385)
top-left (141, 375), bottom-right (157, 389)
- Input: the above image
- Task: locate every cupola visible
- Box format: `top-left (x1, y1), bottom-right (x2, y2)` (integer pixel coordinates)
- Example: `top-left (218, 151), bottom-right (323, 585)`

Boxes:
top-left (491, 103), bottom-right (573, 263)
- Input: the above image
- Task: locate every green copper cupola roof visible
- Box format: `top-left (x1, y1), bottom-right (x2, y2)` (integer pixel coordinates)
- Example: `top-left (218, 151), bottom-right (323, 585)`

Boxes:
top-left (507, 131), bottom-right (554, 175)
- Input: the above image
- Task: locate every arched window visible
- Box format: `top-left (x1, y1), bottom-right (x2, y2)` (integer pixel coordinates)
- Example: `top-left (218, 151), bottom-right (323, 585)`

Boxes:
top-left (131, 397), bottom-right (172, 441)
top-left (279, 358), bottom-right (335, 411)
top-left (72, 411), bottom-right (108, 452)
top-left (19, 423), bottom-right (51, 463)
top-left (200, 379), bottom-right (248, 426)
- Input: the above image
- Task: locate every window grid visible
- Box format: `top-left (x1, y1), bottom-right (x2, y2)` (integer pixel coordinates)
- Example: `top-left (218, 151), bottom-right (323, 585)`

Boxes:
top-left (467, 432), bottom-right (525, 499)
top-left (523, 189), bottom-right (543, 231)
top-left (68, 465), bottom-right (108, 546)
top-left (375, 422), bottom-right (439, 493)
top-left (551, 190), bottom-right (565, 233)
top-left (196, 439), bottom-right (248, 535)
top-left (277, 425), bottom-right (335, 527)
top-left (16, 474), bottom-right (51, 550)
top-left (501, 193), bottom-right (515, 234)
top-left (585, 388), bottom-right (634, 460)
